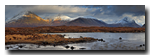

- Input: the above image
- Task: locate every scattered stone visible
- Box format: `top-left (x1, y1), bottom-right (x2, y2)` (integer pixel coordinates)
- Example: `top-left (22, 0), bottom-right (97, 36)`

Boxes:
top-left (119, 37), bottom-right (122, 40)
top-left (79, 48), bottom-right (86, 50)
top-left (140, 45), bottom-right (142, 47)
top-left (6, 47), bottom-right (9, 49)
top-left (53, 44), bottom-right (56, 47)
top-left (143, 44), bottom-right (145, 46)
top-left (98, 39), bottom-right (103, 41)
top-left (18, 45), bottom-right (25, 48)
top-left (103, 40), bottom-right (105, 42)
top-left (80, 36), bottom-right (83, 38)
top-left (37, 45), bottom-right (40, 48)
top-left (71, 46), bottom-right (75, 50)
top-left (18, 45), bottom-right (23, 48)
top-left (65, 45), bottom-right (70, 49)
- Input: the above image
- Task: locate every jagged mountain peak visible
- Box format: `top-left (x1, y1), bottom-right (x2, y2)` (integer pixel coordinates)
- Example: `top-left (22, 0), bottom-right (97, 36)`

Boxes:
top-left (13, 11), bottom-right (35, 17)
top-left (6, 11), bottom-right (37, 24)
top-left (114, 17), bottom-right (141, 27)
top-left (5, 11), bottom-right (52, 27)
top-left (116, 17), bottom-right (135, 24)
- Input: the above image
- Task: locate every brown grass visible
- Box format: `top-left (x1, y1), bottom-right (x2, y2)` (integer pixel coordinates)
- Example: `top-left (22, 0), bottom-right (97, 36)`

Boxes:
top-left (5, 34), bottom-right (97, 45)
top-left (5, 26), bottom-right (145, 35)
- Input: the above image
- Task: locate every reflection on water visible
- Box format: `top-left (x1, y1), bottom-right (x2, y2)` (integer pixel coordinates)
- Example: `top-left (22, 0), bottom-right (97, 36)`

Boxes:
top-left (6, 32), bottom-right (145, 50)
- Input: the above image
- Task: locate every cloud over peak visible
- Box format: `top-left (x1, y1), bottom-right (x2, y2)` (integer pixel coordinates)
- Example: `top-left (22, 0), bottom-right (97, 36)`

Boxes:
top-left (5, 5), bottom-right (145, 25)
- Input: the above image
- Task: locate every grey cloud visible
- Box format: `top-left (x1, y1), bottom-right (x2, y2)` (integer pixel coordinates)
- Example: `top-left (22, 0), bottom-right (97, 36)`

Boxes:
top-left (80, 5), bottom-right (145, 16)
top-left (101, 5), bottom-right (145, 16)
top-left (6, 5), bottom-right (145, 18)
top-left (5, 5), bottom-right (24, 19)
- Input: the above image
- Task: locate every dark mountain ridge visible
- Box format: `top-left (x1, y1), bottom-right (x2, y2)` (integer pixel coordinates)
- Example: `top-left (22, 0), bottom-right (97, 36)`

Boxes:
top-left (64, 17), bottom-right (107, 27)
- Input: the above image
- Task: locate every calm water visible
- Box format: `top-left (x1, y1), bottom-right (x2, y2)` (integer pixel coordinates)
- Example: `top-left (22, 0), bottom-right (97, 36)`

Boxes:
top-left (6, 32), bottom-right (145, 50)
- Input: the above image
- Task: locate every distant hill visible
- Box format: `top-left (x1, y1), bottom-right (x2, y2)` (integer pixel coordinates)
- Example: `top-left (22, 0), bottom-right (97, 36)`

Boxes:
top-left (64, 17), bottom-right (107, 27)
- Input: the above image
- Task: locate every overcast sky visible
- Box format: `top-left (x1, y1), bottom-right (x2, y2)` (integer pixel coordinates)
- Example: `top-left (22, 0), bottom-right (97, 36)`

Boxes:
top-left (5, 5), bottom-right (145, 25)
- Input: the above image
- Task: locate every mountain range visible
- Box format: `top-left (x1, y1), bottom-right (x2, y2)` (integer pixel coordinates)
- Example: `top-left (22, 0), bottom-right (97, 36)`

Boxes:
top-left (5, 11), bottom-right (143, 28)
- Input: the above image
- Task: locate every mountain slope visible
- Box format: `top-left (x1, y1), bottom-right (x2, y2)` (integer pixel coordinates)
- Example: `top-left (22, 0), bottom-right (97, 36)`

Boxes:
top-left (116, 17), bottom-right (135, 24)
top-left (115, 17), bottom-right (141, 28)
top-left (64, 17), bottom-right (107, 27)
top-left (142, 24), bottom-right (145, 28)
top-left (44, 15), bottom-right (71, 26)
top-left (5, 11), bottom-right (50, 27)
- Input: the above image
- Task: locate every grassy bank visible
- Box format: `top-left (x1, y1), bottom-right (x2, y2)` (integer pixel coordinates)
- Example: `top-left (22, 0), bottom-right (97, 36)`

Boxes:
top-left (5, 34), bottom-right (97, 45)
top-left (5, 26), bottom-right (145, 35)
